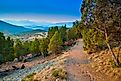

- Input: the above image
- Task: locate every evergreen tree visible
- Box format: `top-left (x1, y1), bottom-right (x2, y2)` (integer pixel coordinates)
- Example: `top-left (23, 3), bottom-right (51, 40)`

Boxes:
top-left (48, 31), bottom-right (63, 54)
top-left (23, 41), bottom-right (31, 54)
top-left (80, 0), bottom-right (121, 66)
top-left (40, 38), bottom-right (49, 57)
top-left (30, 39), bottom-right (41, 54)
top-left (14, 39), bottom-right (24, 57)
top-left (48, 26), bottom-right (58, 40)
top-left (0, 33), bottom-right (15, 63)
top-left (59, 25), bottom-right (67, 42)
top-left (5, 37), bottom-right (14, 61)
top-left (92, 0), bottom-right (121, 66)
top-left (0, 32), bottom-right (5, 63)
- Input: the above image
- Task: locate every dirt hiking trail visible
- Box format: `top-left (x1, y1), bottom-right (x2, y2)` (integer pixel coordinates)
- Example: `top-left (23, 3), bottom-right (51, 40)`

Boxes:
top-left (65, 39), bottom-right (110, 81)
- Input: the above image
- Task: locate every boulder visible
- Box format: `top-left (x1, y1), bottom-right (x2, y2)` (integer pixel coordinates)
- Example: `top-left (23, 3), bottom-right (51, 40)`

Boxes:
top-left (27, 54), bottom-right (33, 59)
top-left (12, 66), bottom-right (19, 70)
top-left (19, 56), bottom-right (23, 61)
top-left (56, 78), bottom-right (60, 81)
top-left (13, 58), bottom-right (19, 62)
top-left (21, 64), bottom-right (25, 69)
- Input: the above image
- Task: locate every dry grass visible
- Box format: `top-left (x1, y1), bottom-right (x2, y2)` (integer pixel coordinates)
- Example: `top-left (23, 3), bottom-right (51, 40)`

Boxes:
top-left (89, 49), bottom-right (121, 81)
top-left (22, 52), bottom-right (68, 81)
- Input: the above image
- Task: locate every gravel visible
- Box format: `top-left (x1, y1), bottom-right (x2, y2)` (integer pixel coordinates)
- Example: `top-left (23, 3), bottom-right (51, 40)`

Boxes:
top-left (0, 59), bottom-right (57, 81)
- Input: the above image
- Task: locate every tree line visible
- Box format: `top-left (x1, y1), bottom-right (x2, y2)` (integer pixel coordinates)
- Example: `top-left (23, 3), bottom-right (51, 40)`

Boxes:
top-left (80, 0), bottom-right (121, 66)
top-left (0, 22), bottom-right (82, 64)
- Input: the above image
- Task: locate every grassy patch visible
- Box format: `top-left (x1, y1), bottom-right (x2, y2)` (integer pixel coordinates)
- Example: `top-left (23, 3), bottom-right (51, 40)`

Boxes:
top-left (51, 68), bottom-right (67, 80)
top-left (22, 73), bottom-right (36, 81)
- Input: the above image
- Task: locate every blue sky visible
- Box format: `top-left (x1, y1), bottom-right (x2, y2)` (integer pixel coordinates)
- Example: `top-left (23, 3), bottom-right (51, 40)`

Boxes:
top-left (0, 0), bottom-right (82, 23)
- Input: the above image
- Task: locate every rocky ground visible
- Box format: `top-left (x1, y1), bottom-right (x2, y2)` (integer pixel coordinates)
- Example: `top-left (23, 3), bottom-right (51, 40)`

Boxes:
top-left (28, 52), bottom-right (68, 81)
top-left (0, 54), bottom-right (62, 81)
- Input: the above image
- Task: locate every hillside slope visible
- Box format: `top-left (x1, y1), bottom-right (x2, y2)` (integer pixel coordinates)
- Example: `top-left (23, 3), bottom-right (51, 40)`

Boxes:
top-left (0, 20), bottom-right (32, 34)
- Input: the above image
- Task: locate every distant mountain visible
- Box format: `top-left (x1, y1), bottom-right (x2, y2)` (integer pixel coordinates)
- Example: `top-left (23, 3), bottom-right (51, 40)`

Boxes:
top-left (0, 20), bottom-right (32, 35)
top-left (48, 22), bottom-right (73, 28)
top-left (3, 20), bottom-right (73, 28)
top-left (3, 20), bottom-right (51, 26)
top-left (55, 22), bottom-right (73, 27)
top-left (25, 26), bottom-right (49, 31)
top-left (32, 29), bottom-right (47, 32)
top-left (25, 22), bottom-right (73, 31)
top-left (0, 20), bottom-right (73, 34)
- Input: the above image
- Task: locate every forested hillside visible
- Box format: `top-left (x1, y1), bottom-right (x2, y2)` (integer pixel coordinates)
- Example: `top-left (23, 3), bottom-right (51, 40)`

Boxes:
top-left (0, 20), bottom-right (32, 34)
top-left (80, 0), bottom-right (121, 66)
top-left (0, 0), bottom-right (121, 81)
top-left (0, 22), bottom-right (81, 64)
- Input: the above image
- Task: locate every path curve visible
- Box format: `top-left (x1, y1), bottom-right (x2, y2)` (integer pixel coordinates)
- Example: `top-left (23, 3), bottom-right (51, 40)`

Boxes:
top-left (65, 39), bottom-right (109, 81)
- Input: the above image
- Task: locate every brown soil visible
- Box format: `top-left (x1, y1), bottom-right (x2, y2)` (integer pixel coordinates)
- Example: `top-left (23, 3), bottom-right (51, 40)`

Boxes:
top-left (64, 39), bottom-right (110, 81)
top-left (89, 49), bottom-right (121, 81)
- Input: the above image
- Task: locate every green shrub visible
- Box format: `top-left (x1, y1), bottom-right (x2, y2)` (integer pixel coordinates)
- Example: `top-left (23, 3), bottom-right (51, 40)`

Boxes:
top-left (52, 69), bottom-right (59, 77)
top-left (109, 60), bottom-right (120, 68)
top-left (82, 27), bottom-right (105, 54)
top-left (22, 73), bottom-right (36, 81)
top-left (52, 69), bottom-right (67, 79)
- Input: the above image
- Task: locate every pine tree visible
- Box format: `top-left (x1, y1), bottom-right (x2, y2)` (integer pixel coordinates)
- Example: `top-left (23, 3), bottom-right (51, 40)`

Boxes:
top-left (48, 31), bottom-right (63, 54)
top-left (23, 41), bottom-right (31, 54)
top-left (48, 26), bottom-right (58, 40)
top-left (0, 32), bottom-right (5, 63)
top-left (5, 37), bottom-right (14, 61)
top-left (40, 38), bottom-right (49, 57)
top-left (59, 25), bottom-right (67, 42)
top-left (80, 0), bottom-right (121, 66)
top-left (30, 39), bottom-right (41, 54)
top-left (14, 39), bottom-right (24, 57)
top-left (93, 0), bottom-right (121, 66)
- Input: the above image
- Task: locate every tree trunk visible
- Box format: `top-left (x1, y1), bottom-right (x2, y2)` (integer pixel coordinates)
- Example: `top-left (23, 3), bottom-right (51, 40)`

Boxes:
top-left (104, 28), bottom-right (120, 66)
top-left (106, 42), bottom-right (120, 66)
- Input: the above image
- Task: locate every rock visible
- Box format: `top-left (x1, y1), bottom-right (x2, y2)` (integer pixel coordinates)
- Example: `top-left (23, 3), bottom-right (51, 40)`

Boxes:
top-left (12, 66), bottom-right (18, 70)
top-left (4, 69), bottom-right (10, 72)
top-left (94, 59), bottom-right (98, 62)
top-left (56, 78), bottom-right (60, 81)
top-left (106, 70), bottom-right (112, 75)
top-left (43, 76), bottom-right (48, 79)
top-left (98, 60), bottom-right (103, 65)
top-left (100, 51), bottom-right (105, 55)
top-left (18, 56), bottom-right (23, 61)
top-left (91, 64), bottom-right (96, 68)
top-left (103, 62), bottom-right (106, 65)
top-left (88, 56), bottom-right (92, 60)
top-left (98, 66), bottom-right (102, 70)
top-left (76, 64), bottom-right (80, 66)
top-left (21, 64), bottom-right (25, 69)
top-left (96, 69), bottom-right (100, 72)
top-left (27, 54), bottom-right (33, 59)
top-left (93, 55), bottom-right (99, 59)
top-left (13, 58), bottom-right (19, 62)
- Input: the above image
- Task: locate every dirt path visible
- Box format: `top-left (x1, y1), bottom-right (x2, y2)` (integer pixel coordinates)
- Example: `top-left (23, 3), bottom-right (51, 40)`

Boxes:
top-left (0, 39), bottom-right (111, 81)
top-left (65, 39), bottom-right (110, 81)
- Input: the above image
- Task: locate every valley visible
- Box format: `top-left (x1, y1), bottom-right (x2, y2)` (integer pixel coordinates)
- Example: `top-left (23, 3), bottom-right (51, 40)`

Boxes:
top-left (0, 0), bottom-right (121, 81)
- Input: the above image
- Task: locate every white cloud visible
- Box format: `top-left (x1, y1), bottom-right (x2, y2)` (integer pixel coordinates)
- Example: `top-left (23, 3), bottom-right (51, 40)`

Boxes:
top-left (0, 13), bottom-right (79, 23)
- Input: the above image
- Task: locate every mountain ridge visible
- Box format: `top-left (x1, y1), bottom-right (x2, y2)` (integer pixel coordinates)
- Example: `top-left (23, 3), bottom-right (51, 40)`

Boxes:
top-left (0, 20), bottom-right (32, 35)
